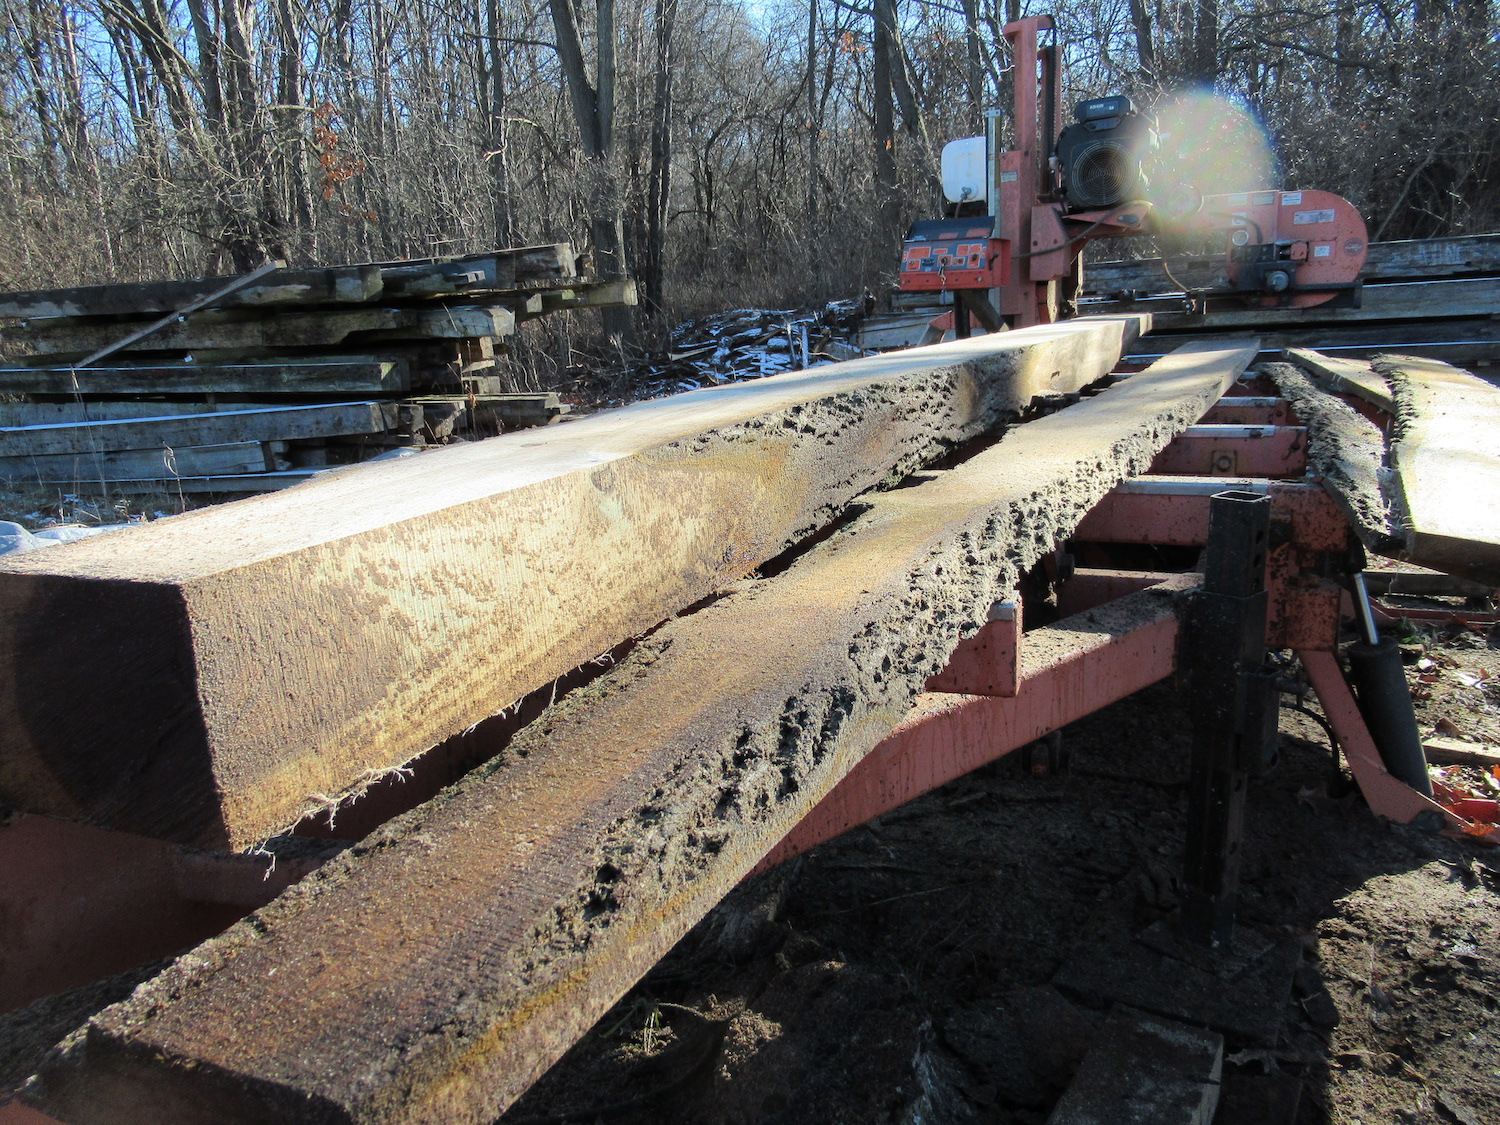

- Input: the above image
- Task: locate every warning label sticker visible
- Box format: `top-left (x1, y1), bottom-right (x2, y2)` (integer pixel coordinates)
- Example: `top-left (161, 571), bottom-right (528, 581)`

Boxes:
top-left (1281, 191), bottom-right (1303, 205)
top-left (1294, 209), bottom-right (1336, 225)
top-left (1313, 244), bottom-right (1333, 258)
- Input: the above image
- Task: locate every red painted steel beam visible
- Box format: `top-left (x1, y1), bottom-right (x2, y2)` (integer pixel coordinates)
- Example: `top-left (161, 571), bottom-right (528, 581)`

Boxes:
top-left (1201, 397), bottom-right (1296, 426)
top-left (1056, 570), bottom-right (1166, 617)
top-left (759, 579), bottom-right (1191, 869)
top-left (924, 599), bottom-right (1021, 696)
top-left (0, 816), bottom-right (318, 1014)
top-left (1298, 649), bottom-right (1463, 828)
top-left (1074, 478), bottom-right (1346, 549)
top-left (1149, 424), bottom-right (1307, 477)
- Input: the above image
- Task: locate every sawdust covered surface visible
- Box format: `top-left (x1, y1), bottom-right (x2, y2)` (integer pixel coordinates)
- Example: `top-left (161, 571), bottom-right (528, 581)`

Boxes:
top-left (501, 620), bottom-right (1500, 1125)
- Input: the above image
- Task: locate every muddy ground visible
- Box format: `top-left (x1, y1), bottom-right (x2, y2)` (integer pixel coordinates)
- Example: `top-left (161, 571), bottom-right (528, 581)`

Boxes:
top-left (501, 612), bottom-right (1500, 1125)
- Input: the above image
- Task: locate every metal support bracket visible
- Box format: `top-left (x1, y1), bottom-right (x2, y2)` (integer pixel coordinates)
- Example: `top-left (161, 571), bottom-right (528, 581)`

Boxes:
top-left (1180, 491), bottom-right (1273, 946)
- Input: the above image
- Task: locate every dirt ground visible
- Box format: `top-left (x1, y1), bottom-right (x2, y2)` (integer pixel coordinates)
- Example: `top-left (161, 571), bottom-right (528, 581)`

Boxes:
top-left (500, 611), bottom-right (1500, 1125)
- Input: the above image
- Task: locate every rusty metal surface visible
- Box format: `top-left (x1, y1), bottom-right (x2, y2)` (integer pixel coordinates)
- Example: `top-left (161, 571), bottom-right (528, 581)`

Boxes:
top-left (25, 340), bottom-right (1256, 1125)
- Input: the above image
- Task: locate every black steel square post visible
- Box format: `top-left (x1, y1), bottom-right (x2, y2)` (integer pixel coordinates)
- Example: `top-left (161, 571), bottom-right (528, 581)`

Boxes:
top-left (1180, 491), bottom-right (1277, 946)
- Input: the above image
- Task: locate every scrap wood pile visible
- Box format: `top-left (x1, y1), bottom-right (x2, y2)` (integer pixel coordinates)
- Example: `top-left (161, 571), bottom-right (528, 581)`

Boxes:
top-left (572, 297), bottom-right (875, 407)
top-left (0, 245), bottom-right (635, 495)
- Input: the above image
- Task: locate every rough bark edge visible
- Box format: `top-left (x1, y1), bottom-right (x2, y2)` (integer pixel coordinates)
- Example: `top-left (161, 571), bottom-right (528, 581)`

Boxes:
top-left (1265, 360), bottom-right (1405, 555)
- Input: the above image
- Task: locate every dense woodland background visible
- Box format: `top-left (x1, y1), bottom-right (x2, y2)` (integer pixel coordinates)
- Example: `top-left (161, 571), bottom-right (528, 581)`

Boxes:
top-left (1, 0), bottom-right (1497, 348)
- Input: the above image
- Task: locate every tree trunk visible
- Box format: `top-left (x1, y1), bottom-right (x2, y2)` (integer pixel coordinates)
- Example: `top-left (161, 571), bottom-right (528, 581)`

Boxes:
top-left (547, 0), bottom-right (634, 345)
top-left (1127, 0), bottom-right (1156, 81)
top-left (872, 0), bottom-right (900, 243)
top-left (1194, 0), bottom-right (1218, 83)
top-left (643, 0), bottom-right (677, 317)
top-left (960, 0), bottom-right (984, 131)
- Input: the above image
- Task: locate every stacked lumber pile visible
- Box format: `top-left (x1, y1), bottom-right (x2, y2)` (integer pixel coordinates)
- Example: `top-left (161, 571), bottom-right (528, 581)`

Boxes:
top-left (0, 246), bottom-right (634, 494)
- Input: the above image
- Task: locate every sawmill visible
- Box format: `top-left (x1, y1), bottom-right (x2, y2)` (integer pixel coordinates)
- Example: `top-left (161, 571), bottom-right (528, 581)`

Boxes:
top-left (1, 13), bottom-right (1498, 1124)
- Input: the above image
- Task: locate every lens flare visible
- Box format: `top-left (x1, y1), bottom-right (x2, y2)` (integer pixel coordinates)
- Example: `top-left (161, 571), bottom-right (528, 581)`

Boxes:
top-left (1143, 91), bottom-right (1276, 220)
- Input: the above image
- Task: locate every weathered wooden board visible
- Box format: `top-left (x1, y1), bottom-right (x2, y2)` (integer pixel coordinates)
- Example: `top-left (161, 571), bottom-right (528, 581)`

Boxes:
top-left (0, 402), bottom-right (394, 458)
top-left (534, 279), bottom-right (638, 317)
top-left (1085, 233), bottom-right (1500, 296)
top-left (0, 316), bottom-right (1147, 849)
top-left (0, 401), bottom-right (237, 426)
top-left (1284, 348), bottom-right (1396, 414)
top-left (0, 267), bottom-right (382, 319)
top-left (102, 471), bottom-right (318, 495)
top-left (1082, 278), bottom-right (1500, 331)
top-left (1262, 362), bottom-right (1401, 553)
top-left (5, 307), bottom-right (514, 358)
top-left (379, 245), bottom-right (576, 299)
top-left (22, 339), bottom-right (1254, 1125)
top-left (0, 359), bottom-right (410, 396)
top-left (0, 442), bottom-right (268, 484)
top-left (1381, 354), bottom-right (1500, 583)
top-left (0, 246), bottom-right (578, 319)
top-left (1423, 737), bottom-right (1500, 767)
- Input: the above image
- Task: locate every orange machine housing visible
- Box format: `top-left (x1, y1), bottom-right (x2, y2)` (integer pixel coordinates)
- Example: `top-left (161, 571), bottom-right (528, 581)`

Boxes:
top-left (899, 219), bottom-right (1011, 293)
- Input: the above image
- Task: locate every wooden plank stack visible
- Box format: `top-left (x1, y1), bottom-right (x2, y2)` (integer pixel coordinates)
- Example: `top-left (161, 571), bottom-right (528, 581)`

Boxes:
top-left (0, 246), bottom-right (633, 493)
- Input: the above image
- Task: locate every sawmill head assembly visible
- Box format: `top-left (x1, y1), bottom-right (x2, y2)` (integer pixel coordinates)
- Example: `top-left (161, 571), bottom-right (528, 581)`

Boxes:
top-left (899, 14), bottom-right (1369, 331)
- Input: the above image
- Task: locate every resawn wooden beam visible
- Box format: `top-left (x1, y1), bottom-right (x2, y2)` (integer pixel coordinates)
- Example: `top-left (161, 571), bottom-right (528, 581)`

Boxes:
top-left (0, 316), bottom-right (1146, 848)
top-left (24, 338), bottom-right (1256, 1125)
top-left (1380, 354), bottom-right (1500, 583)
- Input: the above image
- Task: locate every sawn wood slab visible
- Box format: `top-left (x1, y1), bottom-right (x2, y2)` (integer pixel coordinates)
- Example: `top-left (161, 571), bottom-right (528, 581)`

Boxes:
top-left (25, 338), bottom-right (1256, 1125)
top-left (0, 316), bottom-right (1145, 848)
top-left (1380, 354), bottom-right (1500, 583)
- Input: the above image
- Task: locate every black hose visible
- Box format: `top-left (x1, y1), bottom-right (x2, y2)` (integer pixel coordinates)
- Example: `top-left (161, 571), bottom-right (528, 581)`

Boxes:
top-left (1346, 638), bottom-right (1433, 796)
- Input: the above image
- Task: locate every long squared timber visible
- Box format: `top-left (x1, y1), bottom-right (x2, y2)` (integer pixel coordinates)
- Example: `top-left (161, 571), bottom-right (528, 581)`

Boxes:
top-left (103, 471), bottom-right (318, 494)
top-left (0, 359), bottom-right (410, 396)
top-left (0, 402), bottom-right (394, 457)
top-left (5, 306), bottom-right (514, 358)
top-left (0, 267), bottom-right (383, 319)
top-left (0, 316), bottom-right (1147, 848)
top-left (24, 338), bottom-right (1256, 1125)
top-left (377, 245), bottom-right (577, 299)
top-left (0, 246), bottom-right (577, 319)
top-left (0, 442), bottom-right (268, 484)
